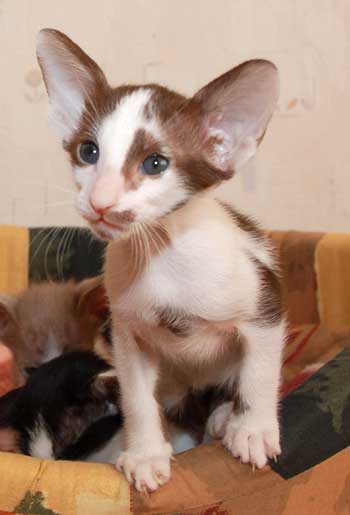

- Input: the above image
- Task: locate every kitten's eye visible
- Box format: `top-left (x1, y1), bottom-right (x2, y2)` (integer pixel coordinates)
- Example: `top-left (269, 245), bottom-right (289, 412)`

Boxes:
top-left (141, 154), bottom-right (169, 175)
top-left (77, 141), bottom-right (99, 165)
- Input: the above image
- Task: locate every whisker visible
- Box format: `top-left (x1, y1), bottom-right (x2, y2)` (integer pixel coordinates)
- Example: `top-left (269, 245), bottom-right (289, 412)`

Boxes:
top-left (145, 220), bottom-right (168, 256)
top-left (130, 226), bottom-right (138, 278)
top-left (30, 226), bottom-right (51, 250)
top-left (55, 227), bottom-right (69, 280)
top-left (140, 222), bottom-right (155, 266)
top-left (44, 227), bottom-right (64, 280)
top-left (136, 223), bottom-right (145, 276)
top-left (145, 221), bottom-right (162, 257)
top-left (30, 227), bottom-right (59, 266)
top-left (134, 224), bottom-right (142, 277)
top-left (59, 227), bottom-right (74, 279)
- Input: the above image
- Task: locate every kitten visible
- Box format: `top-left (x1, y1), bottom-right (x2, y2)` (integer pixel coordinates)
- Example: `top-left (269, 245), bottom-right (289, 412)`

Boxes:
top-left (0, 350), bottom-right (198, 461)
top-left (0, 276), bottom-right (107, 379)
top-left (37, 29), bottom-right (285, 491)
top-left (0, 351), bottom-right (121, 459)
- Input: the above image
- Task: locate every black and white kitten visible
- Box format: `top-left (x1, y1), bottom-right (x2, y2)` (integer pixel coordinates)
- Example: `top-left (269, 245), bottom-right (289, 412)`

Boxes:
top-left (0, 351), bottom-right (122, 459)
top-left (0, 350), bottom-right (207, 462)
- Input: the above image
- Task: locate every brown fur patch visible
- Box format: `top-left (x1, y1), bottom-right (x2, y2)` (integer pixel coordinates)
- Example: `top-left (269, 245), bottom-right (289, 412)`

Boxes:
top-left (156, 308), bottom-right (192, 337)
top-left (65, 85), bottom-right (140, 167)
top-left (251, 257), bottom-right (283, 326)
top-left (175, 156), bottom-right (227, 192)
top-left (122, 129), bottom-right (163, 191)
top-left (67, 76), bottom-right (230, 194)
top-left (219, 201), bottom-right (264, 239)
top-left (0, 278), bottom-right (107, 372)
top-left (232, 380), bottom-right (250, 415)
top-left (104, 209), bottom-right (136, 226)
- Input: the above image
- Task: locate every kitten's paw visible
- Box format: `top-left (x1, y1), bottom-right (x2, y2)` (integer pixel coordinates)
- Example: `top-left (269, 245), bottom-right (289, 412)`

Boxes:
top-left (223, 411), bottom-right (281, 469)
top-left (206, 402), bottom-right (233, 438)
top-left (116, 442), bottom-right (172, 492)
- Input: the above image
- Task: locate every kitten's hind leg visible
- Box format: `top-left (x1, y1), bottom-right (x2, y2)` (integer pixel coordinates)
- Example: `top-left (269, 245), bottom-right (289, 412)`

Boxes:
top-left (223, 321), bottom-right (285, 468)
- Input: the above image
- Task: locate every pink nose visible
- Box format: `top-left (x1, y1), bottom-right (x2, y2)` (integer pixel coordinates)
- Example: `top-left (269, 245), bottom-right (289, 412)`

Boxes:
top-left (90, 201), bottom-right (113, 216)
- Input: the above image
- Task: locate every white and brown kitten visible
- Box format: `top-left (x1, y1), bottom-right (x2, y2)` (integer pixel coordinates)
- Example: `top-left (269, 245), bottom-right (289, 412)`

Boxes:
top-left (37, 29), bottom-right (285, 492)
top-left (0, 277), bottom-right (107, 379)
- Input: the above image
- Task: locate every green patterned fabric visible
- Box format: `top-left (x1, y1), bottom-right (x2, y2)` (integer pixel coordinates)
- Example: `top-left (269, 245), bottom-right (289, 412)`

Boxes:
top-left (272, 348), bottom-right (350, 479)
top-left (15, 492), bottom-right (60, 515)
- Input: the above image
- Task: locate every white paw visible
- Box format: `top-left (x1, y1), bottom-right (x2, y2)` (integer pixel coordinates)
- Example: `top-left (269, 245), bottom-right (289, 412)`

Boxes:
top-left (206, 402), bottom-right (233, 439)
top-left (223, 411), bottom-right (281, 469)
top-left (116, 442), bottom-right (172, 492)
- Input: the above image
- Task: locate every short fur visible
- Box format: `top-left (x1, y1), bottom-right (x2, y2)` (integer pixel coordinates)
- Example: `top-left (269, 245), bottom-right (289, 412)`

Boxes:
top-left (0, 351), bottom-right (120, 459)
top-left (0, 277), bottom-right (107, 378)
top-left (37, 29), bottom-right (286, 492)
top-left (0, 349), bottom-right (211, 461)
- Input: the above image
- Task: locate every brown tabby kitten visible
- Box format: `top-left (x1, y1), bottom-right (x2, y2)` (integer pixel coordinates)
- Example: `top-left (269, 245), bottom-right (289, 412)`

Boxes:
top-left (0, 277), bottom-right (107, 380)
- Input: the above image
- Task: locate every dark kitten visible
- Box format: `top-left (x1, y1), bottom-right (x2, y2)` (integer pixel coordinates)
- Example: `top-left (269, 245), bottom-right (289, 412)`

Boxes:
top-left (0, 346), bottom-right (231, 462)
top-left (0, 351), bottom-right (121, 459)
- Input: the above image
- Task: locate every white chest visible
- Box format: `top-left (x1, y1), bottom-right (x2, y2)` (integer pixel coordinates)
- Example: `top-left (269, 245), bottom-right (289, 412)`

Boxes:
top-left (118, 219), bottom-right (260, 323)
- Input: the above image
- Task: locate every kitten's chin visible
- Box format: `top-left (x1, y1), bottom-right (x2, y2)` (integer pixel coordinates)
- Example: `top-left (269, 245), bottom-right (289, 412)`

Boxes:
top-left (89, 221), bottom-right (129, 241)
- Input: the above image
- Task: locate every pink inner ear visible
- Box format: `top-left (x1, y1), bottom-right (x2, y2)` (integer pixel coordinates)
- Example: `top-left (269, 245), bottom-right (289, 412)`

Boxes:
top-left (193, 60), bottom-right (279, 172)
top-left (0, 428), bottom-right (20, 453)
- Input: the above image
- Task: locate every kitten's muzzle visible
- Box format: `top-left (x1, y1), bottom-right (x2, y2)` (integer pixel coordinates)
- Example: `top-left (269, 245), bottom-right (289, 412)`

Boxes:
top-left (89, 210), bottom-right (135, 236)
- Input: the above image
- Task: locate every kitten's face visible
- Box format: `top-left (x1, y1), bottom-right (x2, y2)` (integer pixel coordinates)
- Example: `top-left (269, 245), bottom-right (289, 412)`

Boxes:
top-left (0, 278), bottom-right (108, 371)
top-left (37, 30), bottom-right (278, 241)
top-left (68, 86), bottom-right (199, 240)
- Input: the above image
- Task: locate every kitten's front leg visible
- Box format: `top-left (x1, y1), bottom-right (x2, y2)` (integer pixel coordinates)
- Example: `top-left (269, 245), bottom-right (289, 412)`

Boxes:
top-left (209, 321), bottom-right (285, 468)
top-left (113, 327), bottom-right (172, 491)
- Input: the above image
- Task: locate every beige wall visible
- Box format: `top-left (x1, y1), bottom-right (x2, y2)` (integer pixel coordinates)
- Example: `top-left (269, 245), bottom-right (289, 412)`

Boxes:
top-left (0, 0), bottom-right (349, 231)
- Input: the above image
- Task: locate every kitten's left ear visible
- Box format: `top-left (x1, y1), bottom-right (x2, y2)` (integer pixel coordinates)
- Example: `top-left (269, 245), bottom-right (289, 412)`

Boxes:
top-left (36, 28), bottom-right (108, 141)
top-left (76, 276), bottom-right (109, 321)
top-left (92, 370), bottom-right (119, 402)
top-left (193, 59), bottom-right (279, 174)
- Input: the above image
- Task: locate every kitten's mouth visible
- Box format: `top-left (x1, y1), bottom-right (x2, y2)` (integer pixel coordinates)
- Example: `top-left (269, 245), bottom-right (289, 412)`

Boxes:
top-left (89, 217), bottom-right (129, 240)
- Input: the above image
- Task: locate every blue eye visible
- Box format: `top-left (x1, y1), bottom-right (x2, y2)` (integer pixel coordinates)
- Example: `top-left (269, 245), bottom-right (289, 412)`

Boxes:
top-left (141, 154), bottom-right (169, 175)
top-left (77, 141), bottom-right (99, 165)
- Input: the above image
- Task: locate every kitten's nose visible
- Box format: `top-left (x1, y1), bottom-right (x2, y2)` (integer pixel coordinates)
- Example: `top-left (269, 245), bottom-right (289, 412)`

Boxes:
top-left (89, 171), bottom-right (120, 215)
top-left (90, 201), bottom-right (113, 217)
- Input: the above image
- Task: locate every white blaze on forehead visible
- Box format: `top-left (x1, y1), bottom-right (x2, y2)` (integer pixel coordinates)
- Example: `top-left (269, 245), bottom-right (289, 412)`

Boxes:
top-left (97, 88), bottom-right (153, 172)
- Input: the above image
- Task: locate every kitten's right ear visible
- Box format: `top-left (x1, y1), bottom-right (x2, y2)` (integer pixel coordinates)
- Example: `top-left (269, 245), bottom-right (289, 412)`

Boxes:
top-left (191, 60), bottom-right (279, 175)
top-left (36, 29), bottom-right (108, 141)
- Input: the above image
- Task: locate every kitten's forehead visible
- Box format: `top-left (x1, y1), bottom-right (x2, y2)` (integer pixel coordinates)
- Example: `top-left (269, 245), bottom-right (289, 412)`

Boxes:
top-left (66, 84), bottom-right (188, 170)
top-left (98, 88), bottom-right (155, 170)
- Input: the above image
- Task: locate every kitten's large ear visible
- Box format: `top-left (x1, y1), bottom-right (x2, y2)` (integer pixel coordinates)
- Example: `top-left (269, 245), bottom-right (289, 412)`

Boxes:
top-left (0, 295), bottom-right (17, 338)
top-left (76, 276), bottom-right (109, 321)
top-left (193, 60), bottom-right (279, 174)
top-left (36, 28), bottom-right (108, 140)
top-left (92, 370), bottom-right (119, 402)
